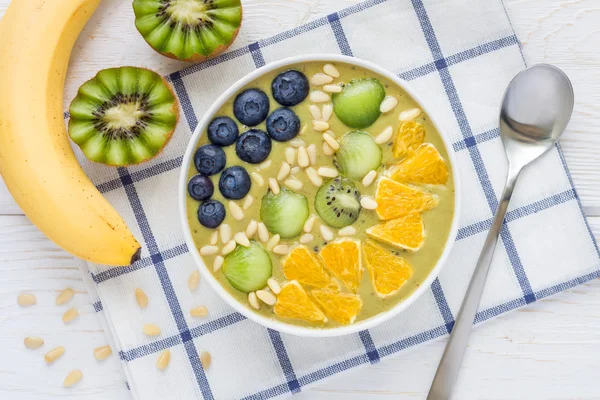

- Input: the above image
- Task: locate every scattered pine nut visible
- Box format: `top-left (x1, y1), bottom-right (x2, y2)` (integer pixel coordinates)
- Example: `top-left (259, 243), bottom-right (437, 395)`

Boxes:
top-left (250, 172), bottom-right (265, 186)
top-left (245, 220), bottom-right (258, 239)
top-left (290, 166), bottom-right (301, 174)
top-left (324, 129), bottom-right (336, 138)
top-left (323, 84), bottom-right (342, 93)
top-left (305, 167), bottom-right (324, 186)
top-left (257, 222), bottom-right (269, 243)
top-left (267, 278), bottom-right (281, 294)
top-left (55, 288), bottom-right (74, 306)
top-left (277, 162), bottom-right (291, 181)
top-left (266, 234), bottom-right (280, 251)
top-left (290, 138), bottom-right (306, 148)
top-left (323, 63), bottom-right (340, 78)
top-left (321, 103), bottom-right (333, 122)
top-left (311, 73), bottom-right (334, 85)
top-left (63, 370), bottom-right (82, 388)
top-left (360, 196), bottom-right (379, 210)
top-left (200, 351), bottom-right (212, 370)
top-left (188, 270), bottom-right (200, 291)
top-left (44, 346), bottom-right (65, 364)
top-left (313, 120), bottom-right (329, 132)
top-left (268, 178), bottom-right (281, 195)
top-left (323, 142), bottom-right (334, 156)
top-left (209, 231), bottom-right (219, 245)
top-left (229, 201), bottom-right (244, 220)
top-left (272, 245), bottom-right (290, 256)
top-left (213, 256), bottom-right (224, 272)
top-left (200, 245), bottom-right (219, 256)
top-left (234, 232), bottom-right (250, 247)
top-left (17, 293), bottom-right (36, 307)
top-left (398, 107), bottom-right (422, 121)
top-left (220, 223), bottom-right (232, 243)
top-left (299, 124), bottom-right (307, 135)
top-left (284, 178), bottom-right (303, 191)
top-left (362, 170), bottom-right (378, 187)
top-left (307, 144), bottom-right (317, 165)
top-left (135, 288), bottom-right (149, 308)
top-left (242, 196), bottom-right (254, 211)
top-left (320, 224), bottom-right (334, 241)
top-left (297, 146), bottom-right (310, 167)
top-left (285, 147), bottom-right (296, 165)
top-left (310, 90), bottom-right (330, 103)
top-left (309, 104), bottom-right (322, 120)
top-left (62, 307), bottom-right (79, 324)
top-left (318, 167), bottom-right (338, 178)
top-left (323, 133), bottom-right (340, 150)
top-left (221, 240), bottom-right (236, 256)
top-left (24, 336), bottom-right (44, 350)
top-left (190, 306), bottom-right (209, 317)
top-left (143, 324), bottom-right (161, 336)
top-left (156, 350), bottom-right (171, 371)
top-left (300, 233), bottom-right (314, 244)
top-left (259, 159), bottom-right (272, 170)
top-left (338, 226), bottom-right (357, 236)
top-left (380, 95), bottom-right (398, 113)
top-left (248, 292), bottom-right (260, 310)
top-left (304, 215), bottom-right (317, 233)
top-left (93, 345), bottom-right (112, 361)
top-left (256, 290), bottom-right (277, 305)
top-left (375, 126), bottom-right (393, 144)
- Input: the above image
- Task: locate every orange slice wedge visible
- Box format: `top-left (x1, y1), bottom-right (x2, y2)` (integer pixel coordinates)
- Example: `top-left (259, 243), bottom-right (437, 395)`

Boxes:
top-left (274, 281), bottom-right (327, 323)
top-left (366, 213), bottom-right (425, 251)
top-left (319, 239), bottom-right (362, 292)
top-left (375, 176), bottom-right (438, 220)
top-left (312, 290), bottom-right (362, 325)
top-left (363, 240), bottom-right (413, 298)
top-left (282, 245), bottom-right (331, 288)
top-left (388, 143), bottom-right (449, 185)
top-left (392, 121), bottom-right (425, 158)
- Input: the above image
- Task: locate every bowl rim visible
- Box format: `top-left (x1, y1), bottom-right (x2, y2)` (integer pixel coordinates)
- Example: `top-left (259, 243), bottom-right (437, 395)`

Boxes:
top-left (178, 54), bottom-right (461, 337)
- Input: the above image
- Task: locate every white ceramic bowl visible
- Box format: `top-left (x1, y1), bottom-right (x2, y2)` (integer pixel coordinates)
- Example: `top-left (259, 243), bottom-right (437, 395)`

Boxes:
top-left (179, 54), bottom-right (461, 337)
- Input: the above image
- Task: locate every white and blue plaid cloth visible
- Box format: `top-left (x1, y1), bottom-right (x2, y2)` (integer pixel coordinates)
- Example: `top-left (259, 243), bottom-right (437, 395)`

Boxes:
top-left (74, 0), bottom-right (600, 398)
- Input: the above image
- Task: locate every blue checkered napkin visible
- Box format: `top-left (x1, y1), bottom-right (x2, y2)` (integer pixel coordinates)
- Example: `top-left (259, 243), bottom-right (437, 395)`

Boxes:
top-left (74, 0), bottom-right (600, 398)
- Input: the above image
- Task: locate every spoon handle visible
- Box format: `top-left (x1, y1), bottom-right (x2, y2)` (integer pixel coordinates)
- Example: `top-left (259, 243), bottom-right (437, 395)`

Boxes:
top-left (427, 167), bottom-right (521, 400)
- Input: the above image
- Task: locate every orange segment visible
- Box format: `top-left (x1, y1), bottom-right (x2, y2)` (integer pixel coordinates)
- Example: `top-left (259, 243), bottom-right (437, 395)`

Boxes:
top-left (319, 239), bottom-right (362, 292)
top-left (312, 290), bottom-right (362, 325)
top-left (388, 143), bottom-right (449, 185)
top-left (375, 177), bottom-right (438, 220)
top-left (392, 121), bottom-right (425, 158)
top-left (282, 245), bottom-right (331, 288)
top-left (274, 281), bottom-right (327, 323)
top-left (366, 213), bottom-right (425, 251)
top-left (363, 240), bottom-right (413, 298)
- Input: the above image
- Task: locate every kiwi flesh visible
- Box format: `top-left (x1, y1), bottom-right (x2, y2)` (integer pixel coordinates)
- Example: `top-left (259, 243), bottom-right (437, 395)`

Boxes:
top-left (68, 67), bottom-right (179, 166)
top-left (133, 0), bottom-right (243, 62)
top-left (335, 131), bottom-right (382, 181)
top-left (315, 177), bottom-right (362, 229)
top-left (260, 188), bottom-right (309, 239)
top-left (222, 241), bottom-right (272, 293)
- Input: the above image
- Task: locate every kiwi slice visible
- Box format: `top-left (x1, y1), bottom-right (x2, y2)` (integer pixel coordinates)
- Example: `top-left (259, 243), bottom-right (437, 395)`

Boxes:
top-left (335, 131), bottom-right (382, 181)
top-left (315, 177), bottom-right (362, 229)
top-left (68, 67), bottom-right (179, 166)
top-left (332, 78), bottom-right (386, 129)
top-left (133, 0), bottom-right (243, 62)
top-left (222, 241), bottom-right (272, 293)
top-left (260, 188), bottom-right (309, 239)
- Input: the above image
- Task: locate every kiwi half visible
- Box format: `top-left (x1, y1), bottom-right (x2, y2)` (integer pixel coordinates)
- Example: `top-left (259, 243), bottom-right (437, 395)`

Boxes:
top-left (133, 0), bottom-right (243, 62)
top-left (315, 177), bottom-right (362, 229)
top-left (68, 67), bottom-right (179, 166)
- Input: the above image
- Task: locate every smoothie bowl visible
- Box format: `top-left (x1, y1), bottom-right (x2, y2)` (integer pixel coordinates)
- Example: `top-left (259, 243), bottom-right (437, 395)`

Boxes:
top-left (179, 55), bottom-right (460, 337)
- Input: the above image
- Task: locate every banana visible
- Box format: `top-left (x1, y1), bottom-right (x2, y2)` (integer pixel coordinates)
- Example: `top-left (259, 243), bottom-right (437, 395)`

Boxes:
top-left (0, 0), bottom-right (141, 266)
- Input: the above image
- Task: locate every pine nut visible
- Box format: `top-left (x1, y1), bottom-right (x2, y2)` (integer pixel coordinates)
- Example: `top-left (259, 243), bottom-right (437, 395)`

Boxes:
top-left (213, 256), bottom-right (224, 272)
top-left (313, 120), bottom-right (329, 132)
top-left (375, 126), bottom-right (393, 144)
top-left (251, 172), bottom-right (265, 186)
top-left (304, 215), bottom-right (317, 233)
top-left (290, 166), bottom-right (301, 174)
top-left (200, 351), bottom-right (211, 370)
top-left (300, 233), bottom-right (314, 244)
top-left (318, 167), bottom-right (338, 178)
top-left (285, 147), bottom-right (296, 165)
top-left (93, 345), bottom-right (112, 361)
top-left (338, 226), bottom-right (357, 236)
top-left (309, 104), bottom-right (322, 120)
top-left (272, 245), bottom-right (290, 255)
top-left (188, 270), bottom-right (200, 291)
top-left (200, 245), bottom-right (218, 256)
top-left (290, 138), bottom-right (306, 148)
top-left (24, 336), bottom-right (44, 349)
top-left (300, 124), bottom-right (307, 135)
top-left (229, 201), bottom-right (244, 220)
top-left (190, 306), bottom-right (209, 317)
top-left (267, 278), bottom-right (281, 294)
top-left (277, 162), bottom-right (291, 181)
top-left (256, 290), bottom-right (277, 305)
top-left (284, 178), bottom-right (303, 191)
top-left (266, 234), bottom-right (280, 251)
top-left (320, 224), bottom-right (334, 241)
top-left (17, 293), bottom-right (36, 307)
top-left (135, 288), bottom-right (148, 308)
top-left (306, 167), bottom-right (324, 186)
top-left (209, 231), bottom-right (219, 245)
top-left (323, 142), bottom-right (334, 156)
top-left (307, 144), bottom-right (317, 165)
top-left (398, 107), bottom-right (422, 121)
top-left (143, 324), bottom-right (161, 336)
top-left (324, 129), bottom-right (336, 138)
top-left (323, 63), bottom-right (340, 78)
top-left (44, 346), bottom-right (65, 364)
top-left (55, 288), bottom-right (74, 306)
top-left (242, 195), bottom-right (254, 210)
top-left (220, 223), bottom-right (232, 243)
top-left (323, 84), bottom-right (342, 93)
top-left (380, 95), bottom-right (398, 113)
top-left (362, 170), bottom-right (378, 187)
top-left (62, 307), bottom-right (79, 324)
top-left (311, 73), bottom-right (334, 85)
top-left (63, 370), bottom-right (82, 387)
top-left (234, 232), bottom-right (250, 247)
top-left (245, 220), bottom-right (258, 239)
top-left (156, 350), bottom-right (171, 371)
top-left (221, 239), bottom-right (236, 255)
top-left (310, 90), bottom-right (330, 103)
top-left (360, 196), bottom-right (379, 210)
top-left (323, 133), bottom-right (340, 150)
top-left (257, 222), bottom-right (269, 243)
top-left (297, 146), bottom-right (309, 167)
top-left (259, 159), bottom-right (272, 170)
top-left (322, 103), bottom-right (333, 122)
top-left (248, 292), bottom-right (260, 310)
top-left (268, 177), bottom-right (280, 195)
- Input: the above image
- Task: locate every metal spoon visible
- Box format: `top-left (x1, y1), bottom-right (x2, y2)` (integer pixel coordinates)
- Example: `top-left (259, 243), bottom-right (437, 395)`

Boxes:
top-left (427, 64), bottom-right (574, 400)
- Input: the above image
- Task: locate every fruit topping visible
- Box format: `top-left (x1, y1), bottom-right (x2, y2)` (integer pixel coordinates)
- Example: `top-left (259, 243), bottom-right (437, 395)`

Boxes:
top-left (387, 143), bottom-right (449, 185)
top-left (332, 78), bottom-right (385, 129)
top-left (314, 177), bottom-right (361, 229)
top-left (319, 239), bottom-right (362, 292)
top-left (218, 166), bottom-right (251, 200)
top-left (235, 129), bottom-right (272, 164)
top-left (194, 144), bottom-right (226, 175)
top-left (274, 281), bottom-right (327, 323)
top-left (271, 70), bottom-right (309, 107)
top-left (375, 177), bottom-right (438, 220)
top-left (233, 88), bottom-right (270, 126)
top-left (392, 121), bottom-right (425, 158)
top-left (197, 199), bottom-right (226, 228)
top-left (208, 116), bottom-right (239, 146)
top-left (266, 107), bottom-right (300, 142)
top-left (363, 240), bottom-right (412, 298)
top-left (222, 241), bottom-right (272, 293)
top-left (260, 188), bottom-right (309, 238)
top-left (187, 174), bottom-right (214, 201)
top-left (281, 245), bottom-right (331, 288)
top-left (335, 131), bottom-right (382, 181)
top-left (311, 290), bottom-right (362, 325)
top-left (366, 213), bottom-right (425, 251)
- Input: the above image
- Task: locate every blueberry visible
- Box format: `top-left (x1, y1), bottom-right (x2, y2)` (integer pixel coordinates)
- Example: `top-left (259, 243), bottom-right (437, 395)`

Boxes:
top-left (233, 88), bottom-right (270, 126)
top-left (207, 116), bottom-right (239, 146)
top-left (271, 70), bottom-right (309, 106)
top-left (187, 174), bottom-right (214, 201)
top-left (219, 166), bottom-right (251, 200)
top-left (235, 129), bottom-right (272, 164)
top-left (266, 107), bottom-right (300, 142)
top-left (194, 144), bottom-right (226, 176)
top-left (197, 200), bottom-right (226, 229)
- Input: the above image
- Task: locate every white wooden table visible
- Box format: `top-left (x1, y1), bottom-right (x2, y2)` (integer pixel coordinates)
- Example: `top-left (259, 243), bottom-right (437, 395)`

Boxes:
top-left (1, 0), bottom-right (599, 399)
